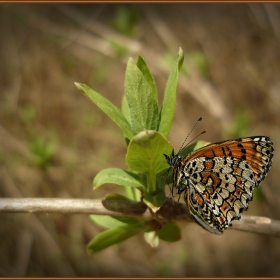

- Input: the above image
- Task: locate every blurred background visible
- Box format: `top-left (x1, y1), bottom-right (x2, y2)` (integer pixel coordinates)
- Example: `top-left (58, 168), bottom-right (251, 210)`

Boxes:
top-left (0, 3), bottom-right (280, 277)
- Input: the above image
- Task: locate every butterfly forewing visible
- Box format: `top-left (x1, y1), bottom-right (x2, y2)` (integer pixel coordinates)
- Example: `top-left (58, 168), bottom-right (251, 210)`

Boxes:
top-left (167, 136), bottom-right (274, 234)
top-left (183, 136), bottom-right (273, 185)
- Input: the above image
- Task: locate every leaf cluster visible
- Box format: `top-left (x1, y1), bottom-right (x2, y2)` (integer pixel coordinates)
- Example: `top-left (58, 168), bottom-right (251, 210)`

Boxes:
top-left (75, 48), bottom-right (203, 252)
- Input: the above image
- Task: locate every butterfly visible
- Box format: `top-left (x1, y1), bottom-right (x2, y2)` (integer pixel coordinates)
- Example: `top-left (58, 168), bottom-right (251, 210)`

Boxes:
top-left (164, 136), bottom-right (274, 234)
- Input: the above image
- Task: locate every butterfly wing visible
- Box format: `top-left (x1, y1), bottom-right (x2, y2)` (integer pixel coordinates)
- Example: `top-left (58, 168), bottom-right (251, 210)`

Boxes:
top-left (176, 136), bottom-right (274, 234)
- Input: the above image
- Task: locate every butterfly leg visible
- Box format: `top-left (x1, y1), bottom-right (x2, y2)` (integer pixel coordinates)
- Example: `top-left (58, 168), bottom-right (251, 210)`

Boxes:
top-left (177, 193), bottom-right (181, 203)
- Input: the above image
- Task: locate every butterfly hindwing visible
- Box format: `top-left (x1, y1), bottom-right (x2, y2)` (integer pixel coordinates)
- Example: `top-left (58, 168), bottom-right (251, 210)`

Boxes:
top-left (182, 157), bottom-right (256, 234)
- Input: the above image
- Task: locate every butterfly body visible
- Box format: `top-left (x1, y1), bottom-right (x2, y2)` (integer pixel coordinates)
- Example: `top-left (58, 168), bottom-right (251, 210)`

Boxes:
top-left (164, 136), bottom-right (274, 234)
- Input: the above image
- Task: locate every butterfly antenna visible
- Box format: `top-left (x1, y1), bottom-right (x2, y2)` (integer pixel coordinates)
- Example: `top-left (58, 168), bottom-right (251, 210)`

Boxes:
top-left (178, 117), bottom-right (206, 154)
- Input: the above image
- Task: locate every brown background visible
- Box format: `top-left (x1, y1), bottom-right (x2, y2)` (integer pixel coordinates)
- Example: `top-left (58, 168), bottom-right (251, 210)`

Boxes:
top-left (0, 4), bottom-right (280, 277)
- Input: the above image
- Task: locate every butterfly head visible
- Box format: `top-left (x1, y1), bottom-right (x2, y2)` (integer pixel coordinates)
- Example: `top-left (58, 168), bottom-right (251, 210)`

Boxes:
top-left (163, 149), bottom-right (182, 168)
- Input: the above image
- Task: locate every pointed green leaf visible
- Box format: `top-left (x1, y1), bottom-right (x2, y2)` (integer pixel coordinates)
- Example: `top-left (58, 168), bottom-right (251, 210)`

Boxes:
top-left (136, 55), bottom-right (158, 101)
top-left (124, 58), bottom-right (159, 134)
top-left (90, 215), bottom-right (127, 229)
top-left (93, 168), bottom-right (146, 192)
top-left (121, 95), bottom-right (130, 124)
top-left (87, 225), bottom-right (143, 253)
top-left (158, 48), bottom-right (184, 137)
top-left (90, 213), bottom-right (144, 230)
top-left (75, 83), bottom-right (134, 139)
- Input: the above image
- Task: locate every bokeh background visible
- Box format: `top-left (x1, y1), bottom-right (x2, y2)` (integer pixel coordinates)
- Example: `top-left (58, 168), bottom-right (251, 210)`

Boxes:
top-left (0, 4), bottom-right (280, 277)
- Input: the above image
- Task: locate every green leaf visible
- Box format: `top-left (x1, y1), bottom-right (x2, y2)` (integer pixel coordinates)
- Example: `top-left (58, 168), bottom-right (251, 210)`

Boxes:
top-left (87, 225), bottom-right (143, 253)
top-left (157, 168), bottom-right (173, 186)
top-left (136, 56), bottom-right (158, 101)
top-left (157, 222), bottom-right (181, 242)
top-left (125, 184), bottom-right (140, 201)
top-left (124, 58), bottom-right (159, 134)
top-left (144, 191), bottom-right (167, 208)
top-left (126, 130), bottom-right (173, 193)
top-left (93, 168), bottom-right (146, 193)
top-left (90, 215), bottom-right (127, 229)
top-left (126, 131), bottom-right (173, 175)
top-left (75, 83), bottom-right (134, 140)
top-left (158, 48), bottom-right (184, 137)
top-left (113, 216), bottom-right (145, 225)
top-left (90, 212), bottom-right (144, 230)
top-left (121, 95), bottom-right (130, 124)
